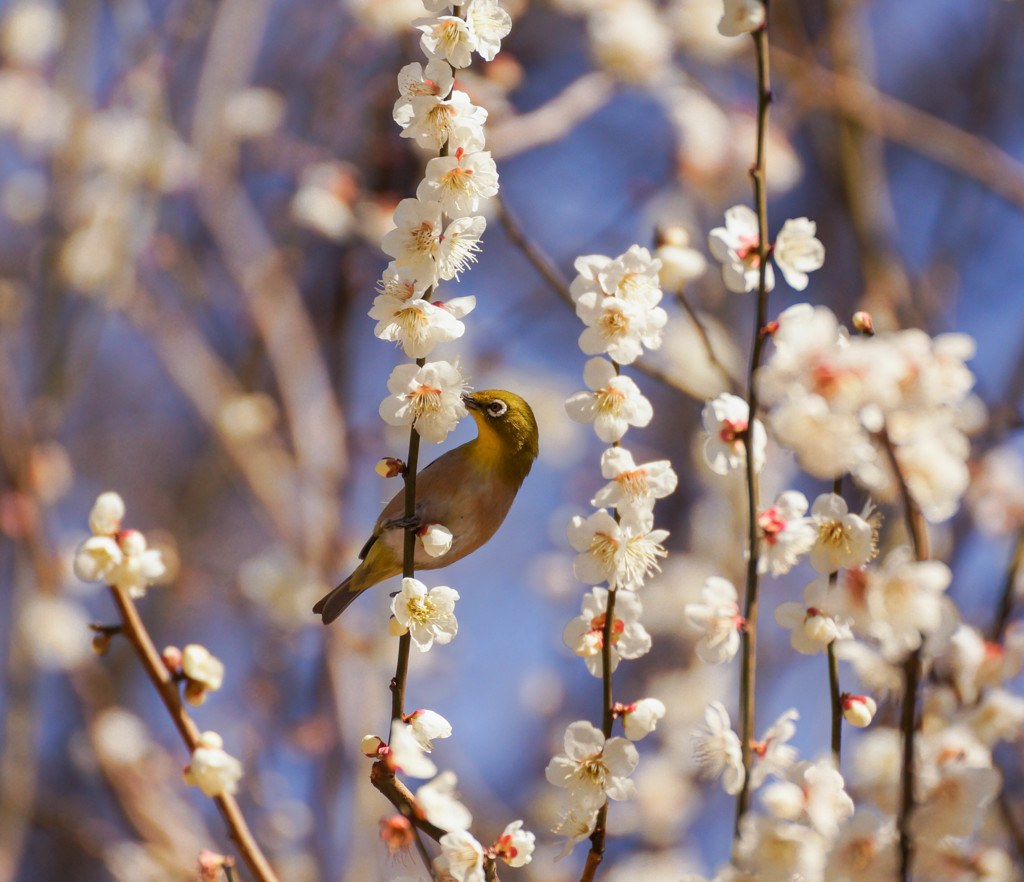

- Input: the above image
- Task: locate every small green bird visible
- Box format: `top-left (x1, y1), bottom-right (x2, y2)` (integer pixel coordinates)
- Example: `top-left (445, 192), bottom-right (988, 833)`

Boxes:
top-left (314, 390), bottom-right (539, 624)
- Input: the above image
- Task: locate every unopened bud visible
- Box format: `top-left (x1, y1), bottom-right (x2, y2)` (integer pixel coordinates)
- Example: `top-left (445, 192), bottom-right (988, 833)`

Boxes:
top-left (851, 311), bottom-right (873, 334)
top-left (417, 522), bottom-right (453, 558)
top-left (91, 632), bottom-right (112, 655)
top-left (388, 615), bottom-right (409, 637)
top-left (375, 457), bottom-right (406, 478)
top-left (841, 693), bottom-right (877, 728)
top-left (761, 320), bottom-right (779, 338)
top-left (161, 645), bottom-right (183, 673)
top-left (118, 529), bottom-right (147, 556)
top-left (361, 734), bottom-right (385, 757)
top-left (198, 850), bottom-right (232, 882)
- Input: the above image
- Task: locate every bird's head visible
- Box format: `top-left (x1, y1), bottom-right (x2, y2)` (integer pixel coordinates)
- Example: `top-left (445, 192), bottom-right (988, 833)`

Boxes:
top-left (462, 390), bottom-right (539, 487)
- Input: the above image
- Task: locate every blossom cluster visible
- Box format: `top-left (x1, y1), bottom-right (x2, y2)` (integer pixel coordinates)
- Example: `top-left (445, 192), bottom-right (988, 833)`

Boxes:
top-left (550, 245), bottom-right (674, 855)
top-left (759, 303), bottom-right (978, 522)
top-left (75, 492), bottom-right (243, 799)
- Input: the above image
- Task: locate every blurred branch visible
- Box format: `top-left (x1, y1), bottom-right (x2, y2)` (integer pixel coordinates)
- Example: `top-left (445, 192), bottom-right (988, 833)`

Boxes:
top-left (775, 47), bottom-right (1024, 216)
top-left (822, 0), bottom-right (911, 326)
top-left (108, 585), bottom-right (281, 882)
top-left (191, 0), bottom-right (347, 566)
top-left (487, 71), bottom-right (615, 160)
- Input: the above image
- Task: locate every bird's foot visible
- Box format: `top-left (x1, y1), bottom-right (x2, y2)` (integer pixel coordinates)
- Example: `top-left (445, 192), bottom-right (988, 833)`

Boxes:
top-left (381, 513), bottom-right (422, 533)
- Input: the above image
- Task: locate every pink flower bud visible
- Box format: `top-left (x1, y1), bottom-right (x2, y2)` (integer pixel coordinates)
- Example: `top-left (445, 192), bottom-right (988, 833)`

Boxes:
top-left (379, 815), bottom-right (415, 854)
top-left (375, 457), bottom-right (406, 478)
top-left (851, 310), bottom-right (873, 334)
top-left (841, 693), bottom-right (877, 728)
top-left (161, 645), bottom-right (183, 673)
top-left (361, 734), bottom-right (385, 757)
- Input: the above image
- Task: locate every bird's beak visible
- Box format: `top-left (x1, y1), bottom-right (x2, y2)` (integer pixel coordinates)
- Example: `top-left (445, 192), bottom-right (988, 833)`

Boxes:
top-left (462, 393), bottom-right (481, 410)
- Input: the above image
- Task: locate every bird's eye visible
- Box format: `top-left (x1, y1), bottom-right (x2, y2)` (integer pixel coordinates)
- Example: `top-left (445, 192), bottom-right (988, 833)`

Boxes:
top-left (487, 400), bottom-right (508, 417)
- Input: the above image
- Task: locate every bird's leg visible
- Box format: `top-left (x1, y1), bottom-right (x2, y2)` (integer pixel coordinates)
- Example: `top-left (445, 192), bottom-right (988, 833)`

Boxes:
top-left (379, 512), bottom-right (423, 533)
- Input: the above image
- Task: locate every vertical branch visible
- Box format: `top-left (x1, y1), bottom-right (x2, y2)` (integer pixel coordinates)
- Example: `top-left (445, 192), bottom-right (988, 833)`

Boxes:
top-left (876, 426), bottom-right (928, 882)
top-left (827, 639), bottom-right (842, 760)
top-left (735, 10), bottom-right (773, 834)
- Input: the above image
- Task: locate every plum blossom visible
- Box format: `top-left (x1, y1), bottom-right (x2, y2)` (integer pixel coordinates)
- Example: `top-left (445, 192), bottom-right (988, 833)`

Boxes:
top-left (552, 807), bottom-right (599, 860)
top-left (570, 245), bottom-right (668, 365)
top-left (773, 217), bottom-right (825, 291)
top-left (685, 576), bottom-right (743, 664)
top-left (701, 392), bottom-right (767, 476)
top-left (565, 357), bottom-right (654, 443)
top-left (545, 720), bottom-right (639, 811)
top-left (88, 490), bottom-right (124, 535)
top-left (390, 577), bottom-right (459, 651)
top-left (863, 546), bottom-right (953, 662)
top-left (182, 731), bottom-right (243, 797)
top-left (692, 701), bottom-right (745, 795)
top-left (708, 204), bottom-right (774, 293)
top-left (394, 88), bottom-right (488, 152)
top-left (827, 809), bottom-right (897, 882)
top-left (762, 756), bottom-right (854, 839)
top-left (774, 579), bottom-right (852, 655)
top-left (620, 697), bottom-right (666, 740)
top-left (414, 15), bottom-right (476, 68)
top-left (567, 509), bottom-right (668, 591)
top-left (808, 493), bottom-right (876, 573)
top-left (757, 490), bottom-right (816, 576)
top-left (591, 447), bottom-right (677, 517)
top-left (718, 0), bottom-right (766, 37)
top-left (749, 709), bottom-right (800, 790)
top-left (387, 721), bottom-right (438, 779)
top-left (464, 0), bottom-right (513, 61)
top-left (417, 138), bottom-right (499, 218)
top-left (74, 493), bottom-right (166, 597)
top-left (734, 815), bottom-right (827, 882)
top-left (416, 770), bottom-right (472, 830)
top-left (406, 708), bottom-right (452, 751)
top-left (379, 359), bottom-right (468, 444)
top-left (437, 830), bottom-right (485, 882)
top-left (369, 291), bottom-right (467, 358)
top-left (492, 820), bottom-right (535, 868)
top-left (562, 587), bottom-right (651, 676)
top-left (180, 644), bottom-right (225, 706)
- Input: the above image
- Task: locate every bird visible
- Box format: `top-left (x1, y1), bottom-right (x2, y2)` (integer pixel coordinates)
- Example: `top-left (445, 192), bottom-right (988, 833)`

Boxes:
top-left (314, 389), bottom-right (539, 624)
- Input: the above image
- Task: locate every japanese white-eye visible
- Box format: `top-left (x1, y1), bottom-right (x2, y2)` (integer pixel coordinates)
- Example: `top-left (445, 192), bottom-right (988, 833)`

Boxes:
top-left (314, 390), bottom-right (539, 623)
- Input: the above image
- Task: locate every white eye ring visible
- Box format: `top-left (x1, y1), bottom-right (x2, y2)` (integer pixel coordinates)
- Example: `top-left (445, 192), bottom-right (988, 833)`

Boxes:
top-left (487, 400), bottom-right (508, 417)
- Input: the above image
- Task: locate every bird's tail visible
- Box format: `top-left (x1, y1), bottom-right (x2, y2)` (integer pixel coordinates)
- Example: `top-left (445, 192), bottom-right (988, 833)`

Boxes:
top-left (313, 573), bottom-right (364, 624)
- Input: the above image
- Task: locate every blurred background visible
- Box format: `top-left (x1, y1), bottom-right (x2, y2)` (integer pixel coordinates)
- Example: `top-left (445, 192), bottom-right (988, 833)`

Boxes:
top-left (2, 0), bottom-right (1024, 880)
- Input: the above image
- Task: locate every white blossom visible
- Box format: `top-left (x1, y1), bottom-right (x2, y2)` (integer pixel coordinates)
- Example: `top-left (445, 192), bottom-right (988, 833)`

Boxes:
top-left (406, 708), bottom-right (452, 751)
top-left (701, 392), bottom-right (766, 476)
top-left (390, 577), bottom-right (459, 651)
top-left (417, 770), bottom-right (472, 830)
top-left (808, 493), bottom-right (876, 573)
top-left (545, 720), bottom-right (639, 812)
top-left (591, 447), bottom-right (677, 518)
top-left (182, 731), bottom-right (243, 797)
top-left (437, 829), bottom-right (485, 882)
top-left (685, 576), bottom-right (742, 664)
top-left (757, 490), bottom-right (816, 576)
top-left (565, 357), bottom-right (654, 443)
top-left (492, 820), bottom-right (535, 868)
top-left (749, 709), bottom-right (800, 790)
top-left (417, 522), bottom-right (454, 558)
top-left (774, 579), bottom-right (852, 655)
top-left (415, 15), bottom-right (476, 68)
top-left (567, 509), bottom-right (668, 591)
top-left (692, 701), bottom-right (745, 795)
top-left (465, 0), bottom-right (513, 61)
top-left (772, 217), bottom-right (825, 291)
top-left (379, 360), bottom-right (468, 444)
top-left (416, 140), bottom-right (499, 219)
top-left (718, 0), bottom-right (765, 37)
top-left (708, 204), bottom-right (774, 293)
top-left (369, 293), bottom-right (466, 359)
top-left (395, 89), bottom-right (487, 152)
top-left (621, 697), bottom-right (666, 740)
top-left (562, 587), bottom-right (651, 677)
top-left (388, 721), bottom-right (438, 779)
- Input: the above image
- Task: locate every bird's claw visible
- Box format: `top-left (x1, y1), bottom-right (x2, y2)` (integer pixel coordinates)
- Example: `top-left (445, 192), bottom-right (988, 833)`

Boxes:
top-left (382, 514), bottom-right (422, 533)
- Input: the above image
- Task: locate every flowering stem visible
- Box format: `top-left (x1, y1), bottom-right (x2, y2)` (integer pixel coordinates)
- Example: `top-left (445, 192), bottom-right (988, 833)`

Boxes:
top-left (827, 639), bottom-right (842, 761)
top-left (390, 357), bottom-right (426, 728)
top-left (107, 586), bottom-right (280, 882)
top-left (734, 11), bottom-right (773, 837)
top-left (674, 287), bottom-right (739, 394)
top-left (876, 425), bottom-right (928, 882)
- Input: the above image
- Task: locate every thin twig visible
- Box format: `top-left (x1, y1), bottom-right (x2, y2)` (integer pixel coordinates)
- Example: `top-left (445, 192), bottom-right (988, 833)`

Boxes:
top-left (989, 525), bottom-right (1024, 644)
top-left (875, 426), bottom-right (929, 882)
top-left (734, 13), bottom-right (773, 839)
top-left (674, 288), bottom-right (739, 395)
top-left (108, 587), bottom-right (280, 882)
top-left (827, 639), bottom-right (842, 761)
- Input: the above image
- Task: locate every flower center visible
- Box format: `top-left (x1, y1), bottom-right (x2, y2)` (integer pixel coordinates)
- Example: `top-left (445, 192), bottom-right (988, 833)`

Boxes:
top-left (409, 384), bottom-right (442, 415)
top-left (588, 531), bottom-right (619, 567)
top-left (404, 593), bottom-right (437, 625)
top-left (594, 384), bottom-right (626, 416)
top-left (615, 468), bottom-right (649, 501)
top-left (718, 418), bottom-right (747, 447)
top-left (758, 507), bottom-right (785, 543)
